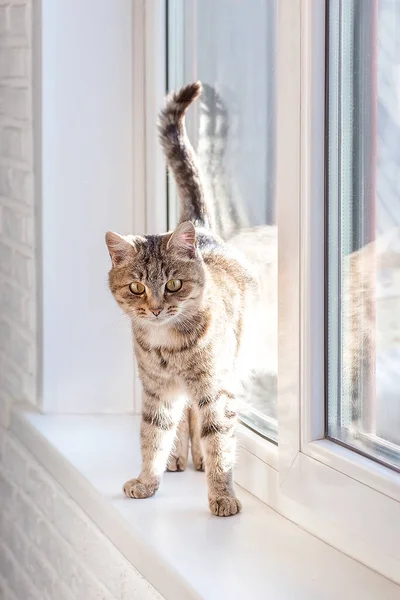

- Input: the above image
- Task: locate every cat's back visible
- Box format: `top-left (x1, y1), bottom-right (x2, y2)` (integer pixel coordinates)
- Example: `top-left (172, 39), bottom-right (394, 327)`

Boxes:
top-left (196, 228), bottom-right (258, 289)
top-left (196, 227), bottom-right (261, 372)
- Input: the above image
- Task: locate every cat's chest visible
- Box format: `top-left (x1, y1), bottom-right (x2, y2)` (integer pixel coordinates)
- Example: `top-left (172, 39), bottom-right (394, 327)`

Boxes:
top-left (151, 344), bottom-right (196, 372)
top-left (135, 337), bottom-right (204, 380)
top-left (143, 324), bottom-right (175, 348)
top-left (152, 346), bottom-right (188, 374)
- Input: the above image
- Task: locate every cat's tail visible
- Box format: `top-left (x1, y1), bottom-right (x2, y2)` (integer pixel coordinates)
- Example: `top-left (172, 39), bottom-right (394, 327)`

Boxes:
top-left (158, 82), bottom-right (212, 229)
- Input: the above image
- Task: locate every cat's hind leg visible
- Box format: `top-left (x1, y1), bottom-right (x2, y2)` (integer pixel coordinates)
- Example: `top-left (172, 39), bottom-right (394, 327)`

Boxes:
top-left (166, 405), bottom-right (190, 472)
top-left (189, 404), bottom-right (204, 471)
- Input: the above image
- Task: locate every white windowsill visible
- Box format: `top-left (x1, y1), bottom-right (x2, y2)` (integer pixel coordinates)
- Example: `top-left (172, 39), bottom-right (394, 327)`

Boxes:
top-left (9, 406), bottom-right (400, 600)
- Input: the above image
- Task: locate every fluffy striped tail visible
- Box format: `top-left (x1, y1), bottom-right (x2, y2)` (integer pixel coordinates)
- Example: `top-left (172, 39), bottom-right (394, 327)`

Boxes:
top-left (158, 82), bottom-right (212, 229)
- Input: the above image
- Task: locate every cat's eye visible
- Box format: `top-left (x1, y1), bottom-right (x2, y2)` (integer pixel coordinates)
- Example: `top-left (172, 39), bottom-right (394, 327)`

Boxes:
top-left (129, 282), bottom-right (145, 295)
top-left (166, 279), bottom-right (182, 292)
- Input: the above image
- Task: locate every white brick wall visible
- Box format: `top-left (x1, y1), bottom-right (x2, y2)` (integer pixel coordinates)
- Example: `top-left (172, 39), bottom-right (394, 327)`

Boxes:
top-left (0, 0), bottom-right (36, 407)
top-left (0, 6), bottom-right (163, 598)
top-left (0, 401), bottom-right (164, 600)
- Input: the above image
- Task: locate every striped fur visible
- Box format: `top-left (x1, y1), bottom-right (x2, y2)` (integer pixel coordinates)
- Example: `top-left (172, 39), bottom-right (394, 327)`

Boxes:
top-left (106, 83), bottom-right (263, 517)
top-left (158, 82), bottom-right (213, 228)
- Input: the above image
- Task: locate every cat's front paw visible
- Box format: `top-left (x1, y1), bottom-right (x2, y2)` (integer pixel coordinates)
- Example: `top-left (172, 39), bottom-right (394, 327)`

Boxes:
top-left (123, 478), bottom-right (157, 499)
top-left (209, 495), bottom-right (242, 517)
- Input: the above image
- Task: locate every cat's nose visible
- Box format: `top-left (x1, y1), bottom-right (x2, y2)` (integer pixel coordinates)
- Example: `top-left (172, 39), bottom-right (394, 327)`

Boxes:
top-left (151, 308), bottom-right (162, 317)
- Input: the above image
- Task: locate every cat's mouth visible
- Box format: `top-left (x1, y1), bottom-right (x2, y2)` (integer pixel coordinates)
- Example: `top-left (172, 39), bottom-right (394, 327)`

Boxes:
top-left (131, 307), bottom-right (181, 325)
top-left (145, 311), bottom-right (179, 324)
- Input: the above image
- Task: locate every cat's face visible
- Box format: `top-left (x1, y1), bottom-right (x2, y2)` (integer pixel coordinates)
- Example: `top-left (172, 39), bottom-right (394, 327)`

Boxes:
top-left (106, 222), bottom-right (205, 326)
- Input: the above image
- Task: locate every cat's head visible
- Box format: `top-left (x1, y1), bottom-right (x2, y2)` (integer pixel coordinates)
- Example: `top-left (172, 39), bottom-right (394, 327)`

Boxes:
top-left (106, 221), bottom-right (206, 326)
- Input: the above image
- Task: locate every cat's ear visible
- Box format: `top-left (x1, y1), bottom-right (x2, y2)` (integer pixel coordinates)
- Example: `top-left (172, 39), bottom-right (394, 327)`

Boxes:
top-left (167, 221), bottom-right (196, 258)
top-left (105, 231), bottom-right (140, 267)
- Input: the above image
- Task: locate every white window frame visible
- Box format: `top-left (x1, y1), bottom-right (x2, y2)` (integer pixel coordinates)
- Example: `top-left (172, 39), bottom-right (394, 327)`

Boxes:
top-left (34, 1), bottom-right (400, 582)
top-left (140, 0), bottom-right (400, 584)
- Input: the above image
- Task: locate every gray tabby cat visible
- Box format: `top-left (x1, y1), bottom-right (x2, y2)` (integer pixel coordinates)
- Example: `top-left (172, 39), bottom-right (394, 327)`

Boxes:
top-left (106, 82), bottom-right (263, 516)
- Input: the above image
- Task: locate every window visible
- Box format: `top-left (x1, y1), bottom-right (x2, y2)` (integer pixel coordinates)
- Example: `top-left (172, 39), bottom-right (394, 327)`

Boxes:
top-left (167, 0), bottom-right (278, 441)
top-left (22, 0), bottom-right (400, 588)
top-left (146, 0), bottom-right (400, 584)
top-left (327, 0), bottom-right (400, 471)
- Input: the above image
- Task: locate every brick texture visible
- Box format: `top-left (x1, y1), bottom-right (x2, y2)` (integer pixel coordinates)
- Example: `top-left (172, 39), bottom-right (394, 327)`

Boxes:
top-left (0, 0), bottom-right (36, 407)
top-left (0, 399), bottom-right (164, 600)
top-left (0, 5), bottom-right (163, 597)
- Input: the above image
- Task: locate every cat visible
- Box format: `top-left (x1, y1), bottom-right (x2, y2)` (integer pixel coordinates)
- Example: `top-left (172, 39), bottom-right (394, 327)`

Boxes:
top-left (106, 82), bottom-right (265, 516)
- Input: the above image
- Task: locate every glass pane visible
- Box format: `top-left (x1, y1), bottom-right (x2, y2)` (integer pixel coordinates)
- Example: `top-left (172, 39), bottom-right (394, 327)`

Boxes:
top-left (327, 0), bottom-right (400, 470)
top-left (167, 0), bottom-right (278, 441)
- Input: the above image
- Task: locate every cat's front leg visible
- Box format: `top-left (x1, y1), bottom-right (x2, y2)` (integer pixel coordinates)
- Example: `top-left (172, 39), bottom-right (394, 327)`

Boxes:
top-left (123, 388), bottom-right (185, 499)
top-left (195, 386), bottom-right (241, 516)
